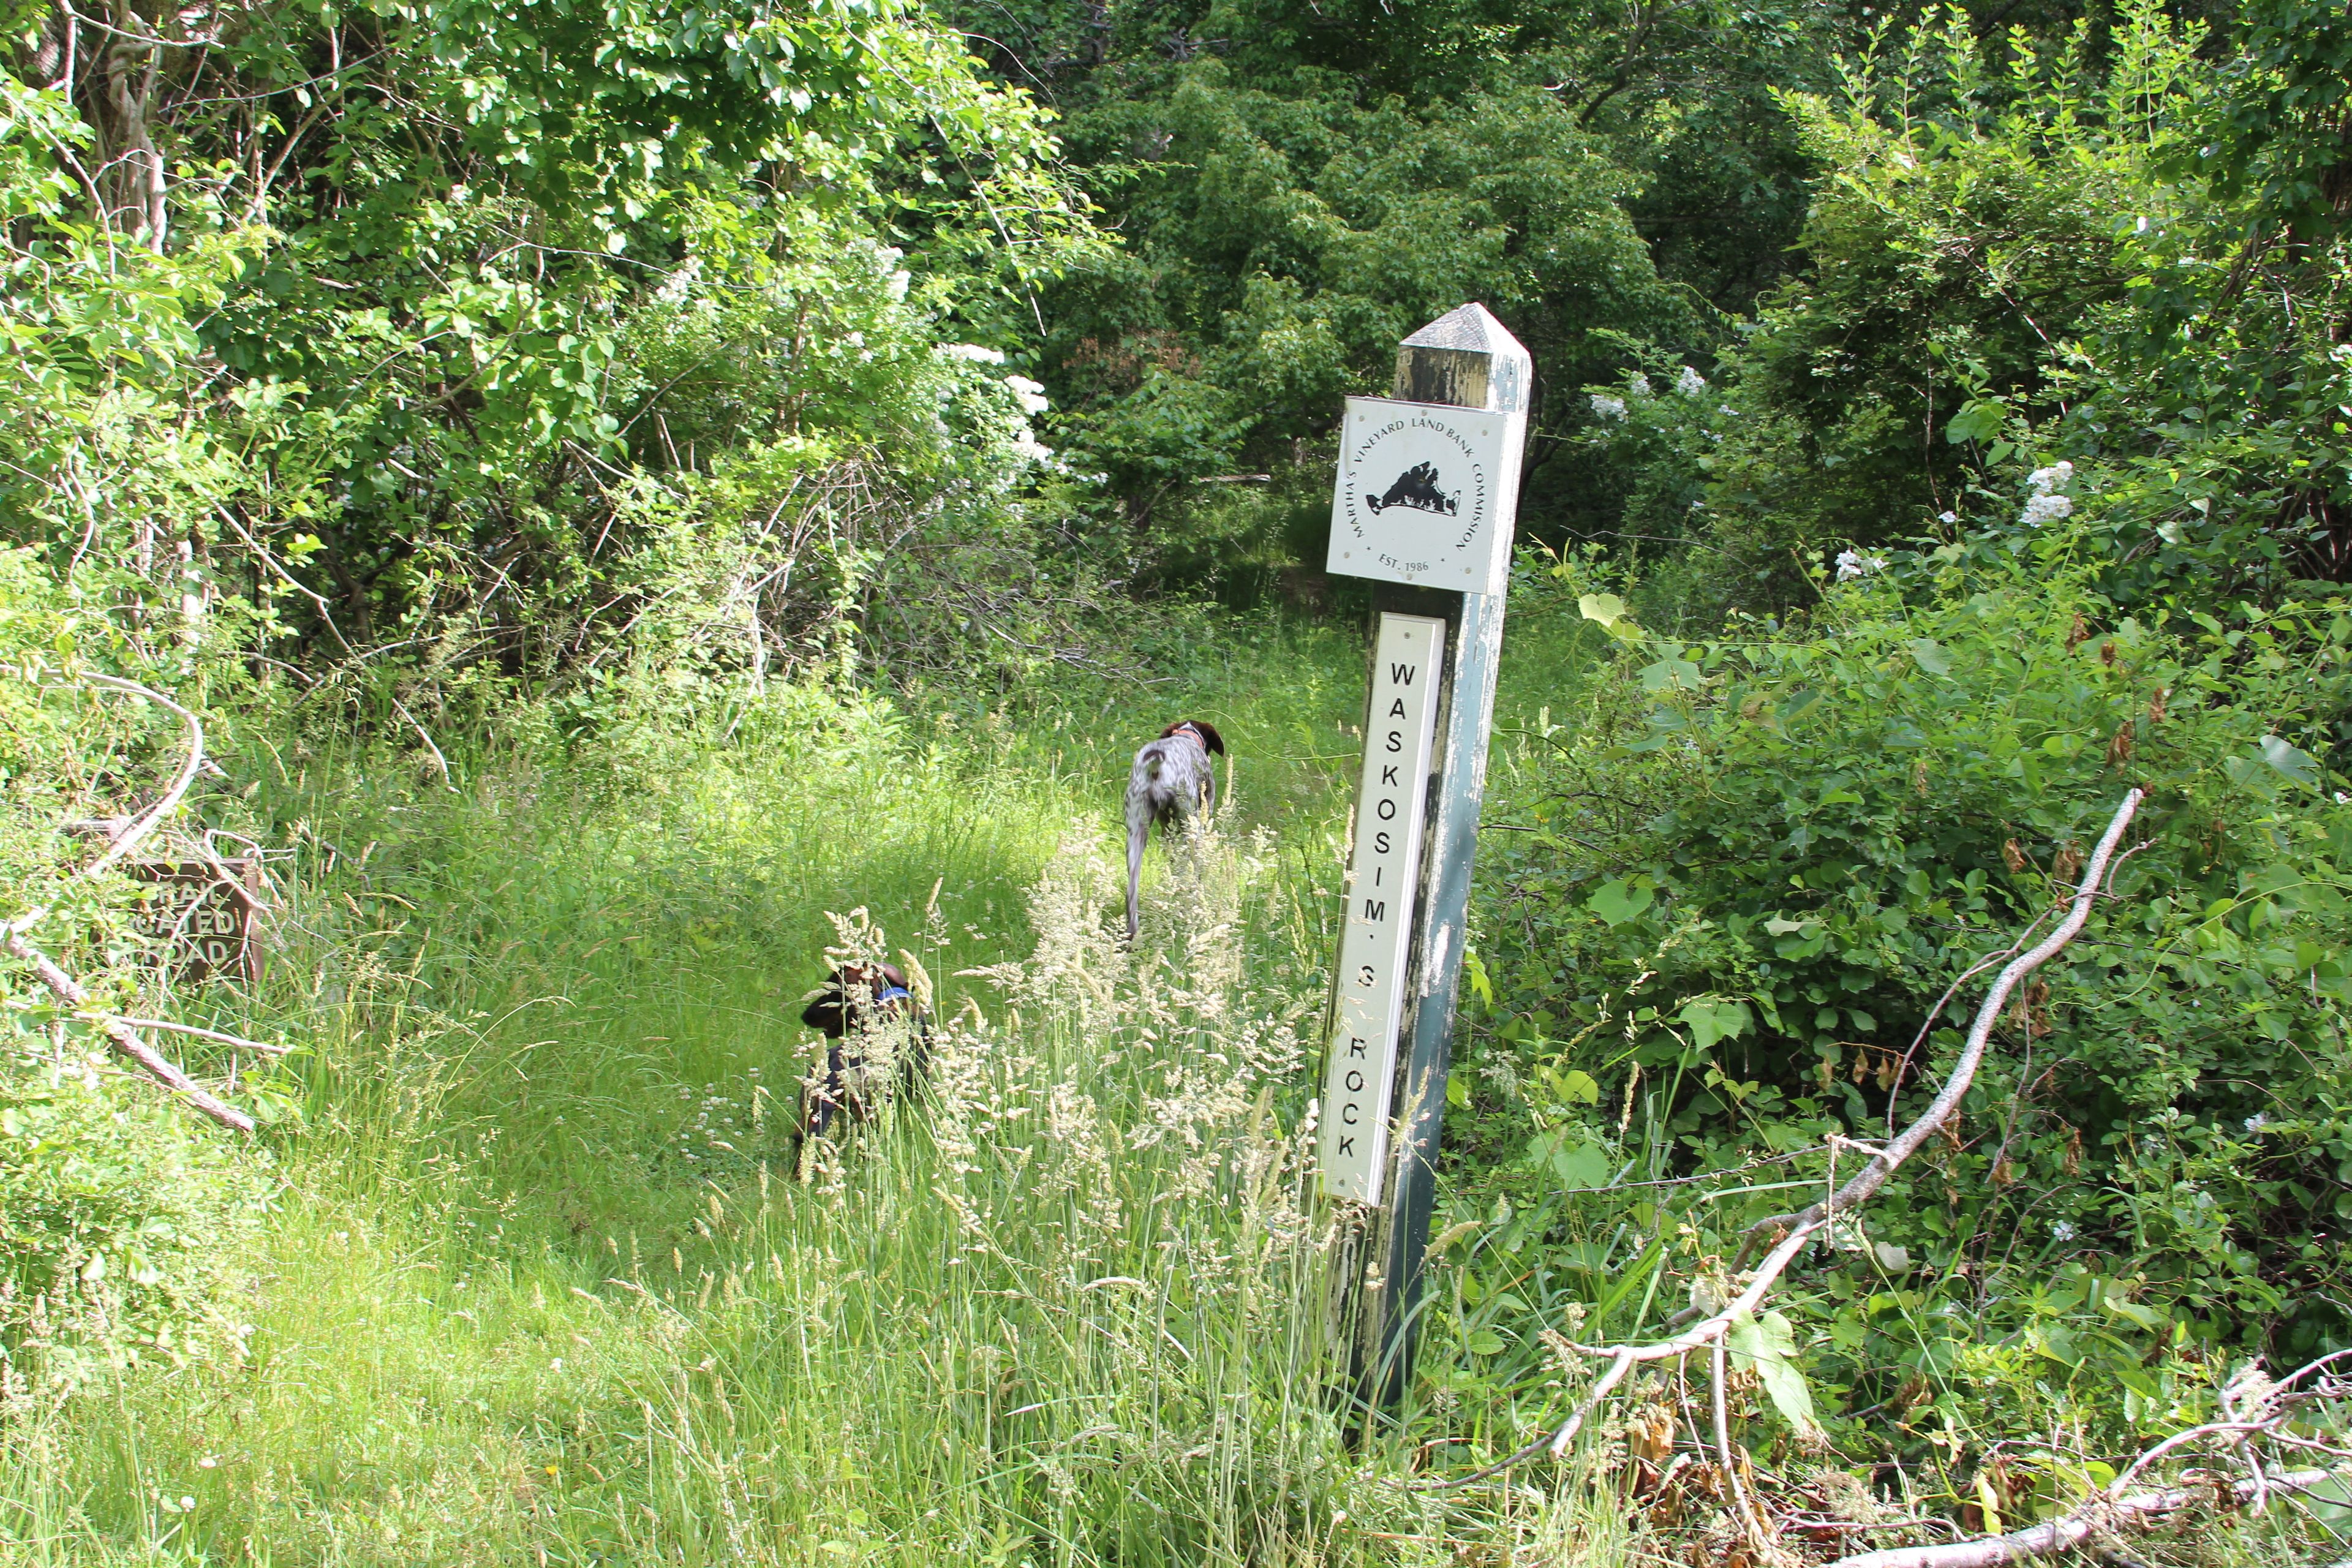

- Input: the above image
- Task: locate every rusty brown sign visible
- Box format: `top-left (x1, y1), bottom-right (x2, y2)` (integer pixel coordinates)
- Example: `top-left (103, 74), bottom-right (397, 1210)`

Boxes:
top-left (130, 860), bottom-right (266, 982)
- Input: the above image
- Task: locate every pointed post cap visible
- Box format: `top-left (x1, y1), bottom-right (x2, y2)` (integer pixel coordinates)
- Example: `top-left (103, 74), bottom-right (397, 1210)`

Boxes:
top-left (1400, 303), bottom-right (1528, 358)
top-left (1393, 303), bottom-right (1530, 413)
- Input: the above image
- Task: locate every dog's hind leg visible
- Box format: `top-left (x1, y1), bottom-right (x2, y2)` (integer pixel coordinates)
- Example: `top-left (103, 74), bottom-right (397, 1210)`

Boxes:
top-left (1125, 799), bottom-right (1152, 940)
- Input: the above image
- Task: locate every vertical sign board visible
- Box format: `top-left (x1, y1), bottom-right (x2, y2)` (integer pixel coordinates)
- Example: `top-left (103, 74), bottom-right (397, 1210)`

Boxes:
top-left (1317, 612), bottom-right (1445, 1204)
top-left (131, 861), bottom-right (266, 983)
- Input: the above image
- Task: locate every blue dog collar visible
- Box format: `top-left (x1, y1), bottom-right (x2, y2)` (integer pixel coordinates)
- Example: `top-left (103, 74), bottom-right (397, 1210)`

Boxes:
top-left (873, 986), bottom-right (912, 1005)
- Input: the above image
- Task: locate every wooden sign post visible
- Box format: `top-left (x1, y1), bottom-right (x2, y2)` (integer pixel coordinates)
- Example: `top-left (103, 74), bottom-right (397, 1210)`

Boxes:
top-left (1317, 304), bottom-right (1530, 1418)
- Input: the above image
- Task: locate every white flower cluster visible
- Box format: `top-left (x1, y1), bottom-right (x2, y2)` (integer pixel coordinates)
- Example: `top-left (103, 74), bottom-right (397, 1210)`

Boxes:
top-left (937, 347), bottom-right (1059, 467)
top-left (1004, 374), bottom-right (1050, 416)
top-left (2245, 1112), bottom-right (2269, 1133)
top-left (1834, 548), bottom-right (1887, 581)
top-left (1589, 393), bottom-right (1627, 422)
top-left (2051, 1219), bottom-right (2078, 1243)
top-left (2021, 461), bottom-right (2075, 526)
top-left (653, 257), bottom-right (703, 304)
top-left (867, 244), bottom-right (911, 303)
top-left (673, 1075), bottom-right (759, 1161)
top-left (1675, 365), bottom-right (1708, 396)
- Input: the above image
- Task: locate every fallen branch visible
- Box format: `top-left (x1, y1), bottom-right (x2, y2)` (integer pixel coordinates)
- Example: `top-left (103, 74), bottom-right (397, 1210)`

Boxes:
top-left (1830, 1348), bottom-right (2352, 1564)
top-left (1825, 1466), bottom-right (2345, 1568)
top-left (1730, 791), bottom-right (2142, 1270)
top-left (6, 673), bottom-right (206, 941)
top-left (3, 671), bottom-right (257, 1131)
top-left (1427, 790), bottom-right (2145, 1499)
top-left (6, 933), bottom-right (255, 1132)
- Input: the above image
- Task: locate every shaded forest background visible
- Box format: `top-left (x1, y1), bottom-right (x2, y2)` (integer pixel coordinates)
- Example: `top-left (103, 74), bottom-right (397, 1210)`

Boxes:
top-left (7, 0), bottom-right (2352, 1557)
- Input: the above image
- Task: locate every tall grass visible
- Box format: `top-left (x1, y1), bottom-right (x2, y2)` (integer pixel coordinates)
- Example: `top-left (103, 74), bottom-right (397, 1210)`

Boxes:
top-left (0, 606), bottom-right (1664, 1564)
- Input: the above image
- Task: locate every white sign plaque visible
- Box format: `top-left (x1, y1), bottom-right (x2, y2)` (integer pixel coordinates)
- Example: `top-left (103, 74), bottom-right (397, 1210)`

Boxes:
top-left (1318, 612), bottom-right (1446, 1205)
top-left (1326, 396), bottom-right (1521, 595)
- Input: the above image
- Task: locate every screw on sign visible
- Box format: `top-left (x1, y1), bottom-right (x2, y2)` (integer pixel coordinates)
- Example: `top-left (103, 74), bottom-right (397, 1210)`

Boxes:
top-left (130, 861), bottom-right (266, 982)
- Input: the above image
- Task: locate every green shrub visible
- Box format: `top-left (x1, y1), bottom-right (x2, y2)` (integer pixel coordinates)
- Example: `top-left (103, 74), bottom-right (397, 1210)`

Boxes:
top-left (1646, 0), bottom-right (2352, 619)
top-left (1451, 536), bottom-right (2352, 1453)
top-left (0, 551), bottom-right (276, 1387)
top-left (0, 1054), bottom-right (273, 1388)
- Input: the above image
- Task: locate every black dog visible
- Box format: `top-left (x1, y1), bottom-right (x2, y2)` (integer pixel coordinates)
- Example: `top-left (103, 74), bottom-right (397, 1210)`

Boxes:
top-left (1124, 719), bottom-right (1226, 940)
top-left (796, 960), bottom-right (927, 1145)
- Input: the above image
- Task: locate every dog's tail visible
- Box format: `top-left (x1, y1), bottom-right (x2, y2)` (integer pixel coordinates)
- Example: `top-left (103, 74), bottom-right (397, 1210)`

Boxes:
top-left (1125, 754), bottom-right (1161, 940)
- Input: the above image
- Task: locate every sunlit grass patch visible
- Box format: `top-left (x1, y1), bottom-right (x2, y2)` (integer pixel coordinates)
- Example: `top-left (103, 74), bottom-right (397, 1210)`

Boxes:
top-left (1, 658), bottom-right (1447, 1564)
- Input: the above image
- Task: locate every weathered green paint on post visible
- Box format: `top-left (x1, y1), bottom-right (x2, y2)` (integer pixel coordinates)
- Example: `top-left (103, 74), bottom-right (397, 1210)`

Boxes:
top-left (1333, 304), bottom-right (1530, 1418)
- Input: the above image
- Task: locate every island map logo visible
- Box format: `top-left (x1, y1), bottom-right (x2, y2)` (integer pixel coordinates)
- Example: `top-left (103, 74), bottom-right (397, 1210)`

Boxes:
top-left (1364, 461), bottom-right (1458, 516)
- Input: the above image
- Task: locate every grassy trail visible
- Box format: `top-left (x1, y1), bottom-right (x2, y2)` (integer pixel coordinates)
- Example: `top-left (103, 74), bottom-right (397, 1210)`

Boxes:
top-left (2, 604), bottom-right (1616, 1566)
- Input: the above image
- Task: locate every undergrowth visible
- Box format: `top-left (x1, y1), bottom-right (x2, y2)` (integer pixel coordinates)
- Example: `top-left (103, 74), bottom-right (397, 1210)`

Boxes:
top-left (0, 608), bottom-right (1621, 1563)
top-left (3, 587), bottom-right (2335, 1563)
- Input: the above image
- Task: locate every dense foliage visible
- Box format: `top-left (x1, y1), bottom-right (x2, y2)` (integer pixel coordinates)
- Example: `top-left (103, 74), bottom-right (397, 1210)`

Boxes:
top-left (2, 0), bottom-right (1106, 705)
top-left (7, 0), bottom-right (2352, 1553)
top-left (1422, 0), bottom-right (2352, 1504)
top-left (944, 0), bottom-right (1840, 597)
top-left (1453, 548), bottom-right (2352, 1447)
top-left (1, 0), bottom-right (1106, 1382)
top-left (1577, 1), bottom-right (2352, 616)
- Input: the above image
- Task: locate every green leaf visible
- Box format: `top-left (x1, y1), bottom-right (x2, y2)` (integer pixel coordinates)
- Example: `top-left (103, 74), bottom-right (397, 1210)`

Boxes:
top-left (2225, 754), bottom-right (2280, 799)
top-left (2260, 734), bottom-right (2320, 787)
top-left (1578, 592), bottom-right (1629, 628)
top-left (1548, 1131), bottom-right (1613, 1188)
top-left (1944, 398), bottom-right (2008, 445)
top-left (1466, 1330), bottom-right (1506, 1356)
top-left (1639, 656), bottom-right (1702, 693)
top-left (1463, 946), bottom-right (1495, 1008)
top-left (1907, 638), bottom-right (1953, 676)
top-left (1586, 876), bottom-right (1655, 926)
top-left (1777, 688), bottom-right (1820, 723)
top-left (1725, 1310), bottom-right (1825, 1441)
top-left (1548, 1068), bottom-right (1602, 1106)
top-left (1678, 998), bottom-right (1753, 1051)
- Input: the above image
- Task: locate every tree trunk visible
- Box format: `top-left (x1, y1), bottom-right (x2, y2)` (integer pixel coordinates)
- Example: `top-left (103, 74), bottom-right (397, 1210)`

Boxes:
top-left (102, 4), bottom-right (167, 251)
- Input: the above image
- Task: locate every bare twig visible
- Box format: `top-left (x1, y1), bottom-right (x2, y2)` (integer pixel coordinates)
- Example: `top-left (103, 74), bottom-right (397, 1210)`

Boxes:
top-left (1425, 791), bottom-right (2145, 1495)
top-left (67, 675), bottom-right (206, 881)
top-left (1713, 1329), bottom-right (1771, 1545)
top-left (2, 671), bottom-right (264, 1129)
top-left (109, 1017), bottom-right (290, 1055)
top-left (6, 673), bottom-right (205, 943)
top-left (387, 692), bottom-right (453, 787)
top-left (1881, 913), bottom-right (2054, 1142)
top-left (1829, 1352), bottom-right (2352, 1567)
top-left (1733, 791), bottom-right (2143, 1270)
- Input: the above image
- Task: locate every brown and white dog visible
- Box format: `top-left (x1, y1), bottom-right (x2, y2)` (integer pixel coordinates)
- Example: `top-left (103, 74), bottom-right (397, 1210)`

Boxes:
top-left (796, 961), bottom-right (927, 1145)
top-left (1125, 719), bottom-right (1226, 940)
